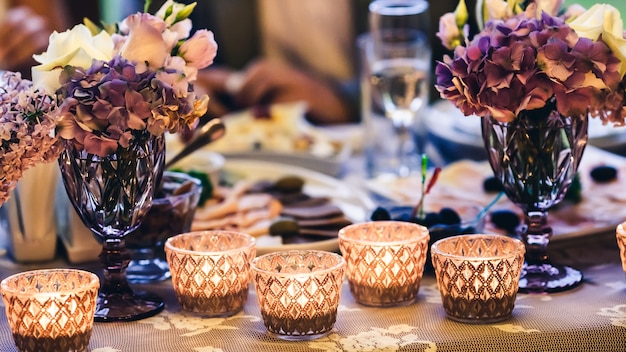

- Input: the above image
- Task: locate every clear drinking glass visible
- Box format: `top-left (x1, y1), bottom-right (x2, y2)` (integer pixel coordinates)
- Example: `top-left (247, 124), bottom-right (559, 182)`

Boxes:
top-left (367, 0), bottom-right (431, 177)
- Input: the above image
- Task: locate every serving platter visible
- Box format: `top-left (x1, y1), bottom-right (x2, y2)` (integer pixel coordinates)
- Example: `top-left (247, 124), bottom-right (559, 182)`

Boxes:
top-left (366, 146), bottom-right (626, 241)
top-left (194, 158), bottom-right (375, 256)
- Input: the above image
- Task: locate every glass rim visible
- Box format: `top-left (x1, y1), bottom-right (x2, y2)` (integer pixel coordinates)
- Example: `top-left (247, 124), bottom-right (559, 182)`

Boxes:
top-left (431, 234), bottom-right (525, 260)
top-left (338, 221), bottom-right (429, 246)
top-left (0, 269), bottom-right (100, 297)
top-left (251, 250), bottom-right (345, 278)
top-left (369, 0), bottom-right (429, 16)
top-left (153, 170), bottom-right (203, 204)
top-left (164, 230), bottom-right (256, 255)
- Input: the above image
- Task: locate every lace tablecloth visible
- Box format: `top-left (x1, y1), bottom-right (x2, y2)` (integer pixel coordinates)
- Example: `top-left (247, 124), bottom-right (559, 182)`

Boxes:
top-left (0, 231), bottom-right (624, 352)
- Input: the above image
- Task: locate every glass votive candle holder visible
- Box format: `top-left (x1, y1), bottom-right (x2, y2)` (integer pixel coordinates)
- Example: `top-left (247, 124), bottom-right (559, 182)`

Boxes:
top-left (0, 269), bottom-right (99, 352)
top-left (338, 221), bottom-right (430, 307)
top-left (164, 231), bottom-right (256, 317)
top-left (126, 171), bottom-right (202, 283)
top-left (251, 250), bottom-right (345, 341)
top-left (616, 222), bottom-right (626, 273)
top-left (431, 234), bottom-right (525, 324)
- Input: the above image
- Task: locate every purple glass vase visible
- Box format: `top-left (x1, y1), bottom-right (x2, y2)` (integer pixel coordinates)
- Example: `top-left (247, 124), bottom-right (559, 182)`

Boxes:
top-left (481, 107), bottom-right (588, 293)
top-left (58, 129), bottom-right (166, 321)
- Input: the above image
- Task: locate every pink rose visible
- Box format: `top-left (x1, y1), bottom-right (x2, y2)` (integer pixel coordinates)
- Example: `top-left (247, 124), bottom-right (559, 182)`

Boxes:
top-left (119, 14), bottom-right (168, 72)
top-left (178, 30), bottom-right (218, 69)
top-left (119, 13), bottom-right (166, 35)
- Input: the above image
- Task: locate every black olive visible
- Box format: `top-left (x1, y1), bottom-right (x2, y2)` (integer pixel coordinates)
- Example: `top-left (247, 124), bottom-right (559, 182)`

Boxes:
top-left (483, 176), bottom-right (504, 193)
top-left (438, 207), bottom-right (461, 225)
top-left (590, 165), bottom-right (617, 183)
top-left (490, 209), bottom-right (520, 233)
top-left (460, 226), bottom-right (477, 234)
top-left (421, 212), bottom-right (441, 227)
top-left (371, 207), bottom-right (391, 221)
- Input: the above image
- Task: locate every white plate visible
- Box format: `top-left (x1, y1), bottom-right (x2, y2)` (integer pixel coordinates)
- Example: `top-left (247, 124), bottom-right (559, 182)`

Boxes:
top-left (207, 159), bottom-right (375, 256)
top-left (366, 146), bottom-right (626, 241)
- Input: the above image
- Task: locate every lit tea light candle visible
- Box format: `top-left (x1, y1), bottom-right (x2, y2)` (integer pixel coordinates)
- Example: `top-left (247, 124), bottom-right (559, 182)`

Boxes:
top-left (338, 221), bottom-right (430, 307)
top-left (0, 269), bottom-right (99, 352)
top-left (431, 234), bottom-right (525, 324)
top-left (165, 230), bottom-right (256, 317)
top-left (251, 250), bottom-right (345, 341)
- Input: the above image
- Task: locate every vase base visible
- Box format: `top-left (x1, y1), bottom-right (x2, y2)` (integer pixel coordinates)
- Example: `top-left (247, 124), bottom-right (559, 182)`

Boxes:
top-left (518, 263), bottom-right (583, 294)
top-left (127, 258), bottom-right (171, 284)
top-left (95, 290), bottom-right (164, 322)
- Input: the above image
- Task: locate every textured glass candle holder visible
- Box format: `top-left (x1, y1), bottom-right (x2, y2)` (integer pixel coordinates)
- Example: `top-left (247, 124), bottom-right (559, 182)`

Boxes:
top-left (164, 231), bottom-right (256, 317)
top-left (0, 269), bottom-right (99, 352)
top-left (431, 234), bottom-right (525, 324)
top-left (616, 222), bottom-right (626, 273)
top-left (251, 250), bottom-right (345, 341)
top-left (338, 221), bottom-right (430, 306)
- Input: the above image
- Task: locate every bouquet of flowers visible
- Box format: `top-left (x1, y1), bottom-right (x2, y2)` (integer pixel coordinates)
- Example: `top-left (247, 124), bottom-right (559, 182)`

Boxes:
top-left (32, 0), bottom-right (217, 157)
top-left (0, 0), bottom-right (217, 202)
top-left (435, 0), bottom-right (626, 125)
top-left (0, 72), bottom-right (62, 204)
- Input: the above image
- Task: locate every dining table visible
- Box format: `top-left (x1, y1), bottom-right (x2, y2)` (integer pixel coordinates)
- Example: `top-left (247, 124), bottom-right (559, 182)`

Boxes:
top-left (0, 127), bottom-right (625, 352)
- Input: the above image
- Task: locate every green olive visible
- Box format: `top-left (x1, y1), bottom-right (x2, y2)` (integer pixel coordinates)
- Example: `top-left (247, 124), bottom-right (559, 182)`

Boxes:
top-left (269, 218), bottom-right (300, 237)
top-left (273, 176), bottom-right (305, 193)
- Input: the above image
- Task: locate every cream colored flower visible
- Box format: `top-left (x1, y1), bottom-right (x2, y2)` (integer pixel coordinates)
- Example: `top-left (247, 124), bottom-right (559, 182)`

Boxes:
top-left (569, 4), bottom-right (626, 76)
top-left (31, 24), bottom-right (114, 92)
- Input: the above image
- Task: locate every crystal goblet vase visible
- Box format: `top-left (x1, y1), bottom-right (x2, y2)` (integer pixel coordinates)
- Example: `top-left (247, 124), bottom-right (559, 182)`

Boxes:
top-left (481, 108), bottom-right (588, 293)
top-left (58, 129), bottom-right (166, 321)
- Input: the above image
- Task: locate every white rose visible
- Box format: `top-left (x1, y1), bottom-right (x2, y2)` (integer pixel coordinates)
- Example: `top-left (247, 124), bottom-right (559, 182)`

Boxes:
top-left (31, 24), bottom-right (114, 93)
top-left (569, 4), bottom-right (626, 76)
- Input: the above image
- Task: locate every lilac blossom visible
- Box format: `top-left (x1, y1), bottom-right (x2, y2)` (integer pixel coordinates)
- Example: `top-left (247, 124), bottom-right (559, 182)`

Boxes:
top-left (0, 72), bottom-right (62, 204)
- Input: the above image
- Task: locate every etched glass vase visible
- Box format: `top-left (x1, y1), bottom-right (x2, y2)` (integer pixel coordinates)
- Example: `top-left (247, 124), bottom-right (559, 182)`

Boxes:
top-left (481, 107), bottom-right (588, 293)
top-left (58, 129), bottom-right (166, 321)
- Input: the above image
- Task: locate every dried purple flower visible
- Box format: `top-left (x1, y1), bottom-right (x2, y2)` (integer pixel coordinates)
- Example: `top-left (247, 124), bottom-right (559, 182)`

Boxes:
top-left (56, 55), bottom-right (208, 157)
top-left (436, 12), bottom-right (623, 124)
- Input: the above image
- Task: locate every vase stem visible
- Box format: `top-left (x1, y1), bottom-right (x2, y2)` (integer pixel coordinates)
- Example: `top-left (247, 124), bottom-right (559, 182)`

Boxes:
top-left (100, 238), bottom-right (133, 296)
top-left (518, 210), bottom-right (583, 293)
top-left (522, 211), bottom-right (551, 265)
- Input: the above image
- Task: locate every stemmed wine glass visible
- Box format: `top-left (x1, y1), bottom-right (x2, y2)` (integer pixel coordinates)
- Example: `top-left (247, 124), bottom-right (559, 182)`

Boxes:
top-left (481, 110), bottom-right (588, 293)
top-left (58, 130), bottom-right (165, 321)
top-left (367, 0), bottom-right (431, 177)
